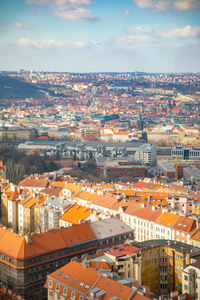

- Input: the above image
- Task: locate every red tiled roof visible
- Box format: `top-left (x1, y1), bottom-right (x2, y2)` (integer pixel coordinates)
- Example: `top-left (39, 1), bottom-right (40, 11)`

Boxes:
top-left (134, 206), bottom-right (162, 221)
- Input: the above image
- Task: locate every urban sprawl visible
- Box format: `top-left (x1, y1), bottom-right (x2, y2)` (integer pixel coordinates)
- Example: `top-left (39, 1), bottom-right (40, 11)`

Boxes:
top-left (0, 71), bottom-right (200, 300)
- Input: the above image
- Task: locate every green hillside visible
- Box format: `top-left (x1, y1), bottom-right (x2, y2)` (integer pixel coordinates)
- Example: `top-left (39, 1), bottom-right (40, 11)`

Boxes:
top-left (0, 75), bottom-right (44, 99)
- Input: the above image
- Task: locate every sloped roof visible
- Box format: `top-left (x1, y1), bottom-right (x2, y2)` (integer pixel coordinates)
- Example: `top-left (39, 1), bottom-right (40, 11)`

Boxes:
top-left (0, 223), bottom-right (96, 260)
top-left (172, 216), bottom-right (196, 233)
top-left (105, 244), bottom-right (141, 258)
top-left (134, 206), bottom-right (162, 222)
top-left (18, 177), bottom-right (48, 188)
top-left (155, 212), bottom-right (180, 228)
top-left (123, 202), bottom-right (142, 216)
top-left (59, 204), bottom-right (91, 224)
top-left (90, 218), bottom-right (133, 240)
top-left (44, 261), bottom-right (135, 299)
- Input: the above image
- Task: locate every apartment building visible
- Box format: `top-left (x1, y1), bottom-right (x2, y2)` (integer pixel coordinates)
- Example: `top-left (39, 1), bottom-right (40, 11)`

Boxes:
top-left (135, 144), bottom-right (157, 165)
top-left (44, 261), bottom-right (145, 300)
top-left (122, 205), bottom-right (162, 242)
top-left (1, 184), bottom-right (19, 231)
top-left (18, 194), bottom-right (44, 235)
top-left (134, 240), bottom-right (200, 297)
top-left (34, 197), bottom-right (70, 233)
top-left (154, 212), bottom-right (180, 240)
top-left (182, 261), bottom-right (200, 300)
top-left (104, 243), bottom-right (141, 284)
top-left (167, 195), bottom-right (194, 215)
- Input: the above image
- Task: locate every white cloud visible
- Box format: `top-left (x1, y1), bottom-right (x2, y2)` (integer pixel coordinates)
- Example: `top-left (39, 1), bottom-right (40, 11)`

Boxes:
top-left (26, 0), bottom-right (92, 9)
top-left (17, 37), bottom-right (85, 48)
top-left (54, 7), bottom-right (98, 21)
top-left (133, 0), bottom-right (200, 11)
top-left (161, 25), bottom-right (200, 38)
top-left (113, 24), bottom-right (200, 48)
top-left (26, 0), bottom-right (98, 21)
top-left (114, 34), bottom-right (154, 45)
top-left (127, 26), bottom-right (153, 34)
top-left (124, 10), bottom-right (131, 16)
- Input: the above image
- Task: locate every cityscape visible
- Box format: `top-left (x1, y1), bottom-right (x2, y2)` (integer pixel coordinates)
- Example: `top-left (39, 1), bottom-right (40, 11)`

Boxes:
top-left (1, 0), bottom-right (200, 300)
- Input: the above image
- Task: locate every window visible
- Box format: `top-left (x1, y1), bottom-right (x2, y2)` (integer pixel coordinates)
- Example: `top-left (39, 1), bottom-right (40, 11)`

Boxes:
top-left (48, 280), bottom-right (53, 288)
top-left (184, 275), bottom-right (188, 281)
top-left (79, 296), bottom-right (84, 300)
top-left (71, 291), bottom-right (75, 299)
top-left (80, 282), bottom-right (84, 286)
top-left (63, 287), bottom-right (68, 296)
top-left (184, 285), bottom-right (188, 291)
top-left (55, 284), bottom-right (60, 293)
top-left (176, 283), bottom-right (182, 289)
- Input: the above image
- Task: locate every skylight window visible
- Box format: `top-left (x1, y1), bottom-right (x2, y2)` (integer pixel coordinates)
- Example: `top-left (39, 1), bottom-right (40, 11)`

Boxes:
top-left (58, 272), bottom-right (63, 276)
top-left (80, 282), bottom-right (84, 286)
top-left (85, 285), bottom-right (90, 289)
top-left (64, 275), bottom-right (69, 280)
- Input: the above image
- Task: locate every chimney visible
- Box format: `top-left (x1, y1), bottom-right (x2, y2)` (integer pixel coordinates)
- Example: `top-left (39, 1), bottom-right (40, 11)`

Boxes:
top-left (25, 235), bottom-right (32, 244)
top-left (10, 184), bottom-right (15, 192)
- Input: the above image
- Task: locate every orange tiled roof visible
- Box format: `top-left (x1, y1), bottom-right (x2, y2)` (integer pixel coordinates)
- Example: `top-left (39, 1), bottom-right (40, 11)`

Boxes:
top-left (60, 183), bottom-right (82, 195)
top-left (134, 206), bottom-right (162, 221)
top-left (0, 224), bottom-right (96, 260)
top-left (59, 204), bottom-right (91, 224)
top-left (190, 228), bottom-right (200, 242)
top-left (92, 193), bottom-right (119, 209)
top-left (123, 202), bottom-right (142, 215)
top-left (155, 212), bottom-right (180, 228)
top-left (44, 261), bottom-right (134, 299)
top-left (172, 216), bottom-right (196, 233)
top-left (18, 177), bottom-right (48, 188)
top-left (89, 261), bottom-right (111, 271)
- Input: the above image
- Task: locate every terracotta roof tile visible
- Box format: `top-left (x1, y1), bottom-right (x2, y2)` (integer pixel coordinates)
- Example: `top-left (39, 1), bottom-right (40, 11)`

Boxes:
top-left (134, 206), bottom-right (162, 221)
top-left (0, 224), bottom-right (96, 260)
top-left (155, 212), bottom-right (180, 228)
top-left (172, 216), bottom-right (196, 233)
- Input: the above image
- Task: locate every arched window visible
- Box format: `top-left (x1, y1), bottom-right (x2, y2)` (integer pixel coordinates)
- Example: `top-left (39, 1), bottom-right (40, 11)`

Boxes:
top-left (63, 287), bottom-right (68, 296)
top-left (71, 291), bottom-right (76, 299)
top-left (55, 284), bottom-right (60, 293)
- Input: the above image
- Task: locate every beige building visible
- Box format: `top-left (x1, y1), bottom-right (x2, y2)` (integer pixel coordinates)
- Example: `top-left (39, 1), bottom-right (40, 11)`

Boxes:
top-left (104, 243), bottom-right (141, 284)
top-left (1, 183), bottom-right (19, 231)
top-left (135, 144), bottom-right (157, 165)
top-left (18, 194), bottom-right (44, 235)
top-left (182, 261), bottom-right (200, 300)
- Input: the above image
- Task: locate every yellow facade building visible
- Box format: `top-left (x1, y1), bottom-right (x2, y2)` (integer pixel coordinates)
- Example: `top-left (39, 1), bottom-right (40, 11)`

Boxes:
top-left (134, 240), bottom-right (200, 297)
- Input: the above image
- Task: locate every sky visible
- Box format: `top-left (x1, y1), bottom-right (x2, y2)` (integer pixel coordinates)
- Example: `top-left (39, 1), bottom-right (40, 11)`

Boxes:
top-left (0, 0), bottom-right (200, 73)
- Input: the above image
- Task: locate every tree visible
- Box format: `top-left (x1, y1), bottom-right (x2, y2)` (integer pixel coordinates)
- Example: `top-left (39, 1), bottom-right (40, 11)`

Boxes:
top-left (6, 159), bottom-right (25, 184)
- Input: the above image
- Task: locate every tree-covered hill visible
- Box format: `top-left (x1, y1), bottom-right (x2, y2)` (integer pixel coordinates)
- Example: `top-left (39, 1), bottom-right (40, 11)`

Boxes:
top-left (0, 75), bottom-right (45, 99)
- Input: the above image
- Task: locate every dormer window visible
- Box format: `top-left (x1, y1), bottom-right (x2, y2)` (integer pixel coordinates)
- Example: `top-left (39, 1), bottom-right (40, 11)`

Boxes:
top-left (48, 280), bottom-right (53, 289)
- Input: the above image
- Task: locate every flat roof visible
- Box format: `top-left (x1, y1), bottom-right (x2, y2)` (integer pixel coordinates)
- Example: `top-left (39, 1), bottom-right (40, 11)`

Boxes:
top-left (134, 239), bottom-right (200, 255)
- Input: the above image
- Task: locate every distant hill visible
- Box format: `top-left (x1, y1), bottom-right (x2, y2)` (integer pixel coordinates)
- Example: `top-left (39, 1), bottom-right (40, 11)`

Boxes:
top-left (0, 75), bottom-right (45, 99)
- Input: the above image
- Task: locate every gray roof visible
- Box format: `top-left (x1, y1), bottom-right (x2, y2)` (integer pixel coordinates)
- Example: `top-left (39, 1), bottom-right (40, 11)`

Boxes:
top-left (134, 239), bottom-right (200, 255)
top-left (136, 143), bottom-right (156, 152)
top-left (184, 165), bottom-right (200, 180)
top-left (89, 218), bottom-right (133, 240)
